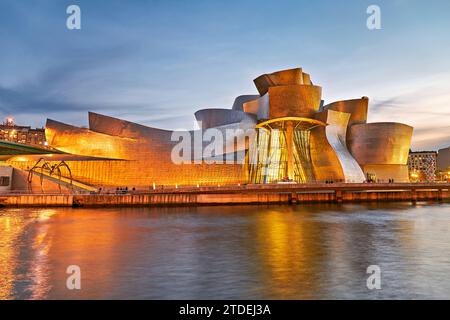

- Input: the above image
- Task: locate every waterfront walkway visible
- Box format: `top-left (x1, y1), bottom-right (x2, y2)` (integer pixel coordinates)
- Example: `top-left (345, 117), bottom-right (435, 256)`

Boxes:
top-left (0, 183), bottom-right (449, 207)
top-left (132, 182), bottom-right (450, 194)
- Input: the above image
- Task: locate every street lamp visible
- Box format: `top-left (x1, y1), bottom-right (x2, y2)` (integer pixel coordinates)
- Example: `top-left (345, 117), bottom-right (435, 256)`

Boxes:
top-left (410, 171), bottom-right (419, 183)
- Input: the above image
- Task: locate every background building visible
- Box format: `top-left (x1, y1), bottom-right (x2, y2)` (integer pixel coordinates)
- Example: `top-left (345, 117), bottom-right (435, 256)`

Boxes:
top-left (436, 147), bottom-right (450, 182)
top-left (408, 151), bottom-right (437, 182)
top-left (437, 147), bottom-right (450, 170)
top-left (0, 117), bottom-right (46, 147)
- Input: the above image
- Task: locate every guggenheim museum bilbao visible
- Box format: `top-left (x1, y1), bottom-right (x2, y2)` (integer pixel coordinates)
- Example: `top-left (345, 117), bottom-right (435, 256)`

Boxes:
top-left (7, 68), bottom-right (413, 188)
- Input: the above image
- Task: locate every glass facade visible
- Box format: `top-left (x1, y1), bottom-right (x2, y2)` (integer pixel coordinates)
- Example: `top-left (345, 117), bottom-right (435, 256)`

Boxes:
top-left (247, 119), bottom-right (319, 184)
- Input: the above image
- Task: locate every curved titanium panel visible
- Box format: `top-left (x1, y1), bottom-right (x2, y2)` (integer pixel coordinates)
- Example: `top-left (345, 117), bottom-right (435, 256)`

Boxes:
top-left (324, 97), bottom-right (368, 127)
top-left (268, 85), bottom-right (322, 119)
top-left (242, 97), bottom-right (260, 115)
top-left (194, 109), bottom-right (257, 130)
top-left (348, 122), bottom-right (413, 165)
top-left (90, 112), bottom-right (252, 160)
top-left (310, 126), bottom-right (345, 182)
top-left (361, 164), bottom-right (410, 183)
top-left (253, 68), bottom-right (304, 95)
top-left (49, 116), bottom-right (186, 164)
top-left (323, 110), bottom-right (365, 182)
top-left (89, 112), bottom-right (173, 140)
top-left (302, 72), bottom-right (312, 85)
top-left (90, 110), bottom-right (255, 158)
top-left (231, 95), bottom-right (260, 111)
top-left (46, 119), bottom-right (138, 160)
top-left (242, 94), bottom-right (270, 119)
top-left (43, 117), bottom-right (248, 186)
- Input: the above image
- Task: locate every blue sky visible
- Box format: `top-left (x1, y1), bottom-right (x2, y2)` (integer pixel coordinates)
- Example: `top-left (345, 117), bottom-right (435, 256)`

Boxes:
top-left (0, 0), bottom-right (449, 150)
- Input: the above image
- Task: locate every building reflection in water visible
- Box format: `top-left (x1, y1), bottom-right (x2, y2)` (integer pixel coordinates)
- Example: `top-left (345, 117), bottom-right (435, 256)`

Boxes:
top-left (252, 203), bottom-right (431, 299)
top-left (1, 203), bottom-right (450, 299)
top-left (255, 208), bottom-right (322, 298)
top-left (0, 209), bottom-right (56, 299)
top-left (0, 209), bottom-right (27, 299)
top-left (27, 210), bottom-right (56, 300)
top-left (32, 209), bottom-right (132, 299)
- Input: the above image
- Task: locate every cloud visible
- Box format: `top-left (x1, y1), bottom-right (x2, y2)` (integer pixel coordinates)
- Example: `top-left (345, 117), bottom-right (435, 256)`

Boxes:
top-left (366, 73), bottom-right (450, 150)
top-left (1, 0), bottom-right (450, 150)
top-left (0, 43), bottom-right (167, 126)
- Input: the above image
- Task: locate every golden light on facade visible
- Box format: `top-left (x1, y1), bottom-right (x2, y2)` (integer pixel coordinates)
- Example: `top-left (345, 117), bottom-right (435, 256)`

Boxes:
top-left (248, 117), bottom-right (326, 183)
top-left (0, 212), bottom-right (33, 299)
top-left (3, 67), bottom-right (415, 188)
top-left (253, 209), bottom-right (324, 299)
top-left (255, 117), bottom-right (326, 129)
top-left (409, 169), bottom-right (420, 183)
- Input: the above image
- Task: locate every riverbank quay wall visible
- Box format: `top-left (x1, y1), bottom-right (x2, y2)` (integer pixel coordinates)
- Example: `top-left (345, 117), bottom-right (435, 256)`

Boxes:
top-left (0, 183), bottom-right (449, 207)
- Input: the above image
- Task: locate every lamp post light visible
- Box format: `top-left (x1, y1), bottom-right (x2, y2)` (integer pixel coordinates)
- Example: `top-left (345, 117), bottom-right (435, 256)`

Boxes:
top-left (410, 171), bottom-right (419, 183)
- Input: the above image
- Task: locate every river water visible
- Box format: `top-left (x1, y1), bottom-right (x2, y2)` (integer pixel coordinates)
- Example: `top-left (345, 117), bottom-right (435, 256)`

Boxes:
top-left (1, 202), bottom-right (450, 299)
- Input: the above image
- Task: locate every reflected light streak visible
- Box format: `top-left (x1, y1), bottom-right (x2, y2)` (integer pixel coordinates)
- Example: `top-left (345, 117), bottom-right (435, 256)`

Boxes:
top-left (0, 212), bottom-right (28, 299)
top-left (255, 211), bottom-right (317, 299)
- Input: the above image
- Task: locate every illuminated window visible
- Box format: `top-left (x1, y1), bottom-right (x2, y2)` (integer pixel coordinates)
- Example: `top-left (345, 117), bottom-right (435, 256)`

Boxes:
top-left (0, 176), bottom-right (10, 186)
top-left (247, 118), bottom-right (321, 183)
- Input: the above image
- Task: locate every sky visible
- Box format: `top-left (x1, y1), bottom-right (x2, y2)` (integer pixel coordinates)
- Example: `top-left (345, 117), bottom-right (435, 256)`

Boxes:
top-left (0, 0), bottom-right (449, 151)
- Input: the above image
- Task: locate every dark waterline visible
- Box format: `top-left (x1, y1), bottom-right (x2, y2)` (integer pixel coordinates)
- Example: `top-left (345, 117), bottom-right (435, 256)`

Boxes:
top-left (1, 202), bottom-right (450, 299)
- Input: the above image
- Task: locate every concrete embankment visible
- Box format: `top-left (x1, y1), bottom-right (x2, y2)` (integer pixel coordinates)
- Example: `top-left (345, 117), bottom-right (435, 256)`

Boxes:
top-left (0, 194), bottom-right (74, 207)
top-left (72, 193), bottom-right (291, 207)
top-left (0, 183), bottom-right (449, 207)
